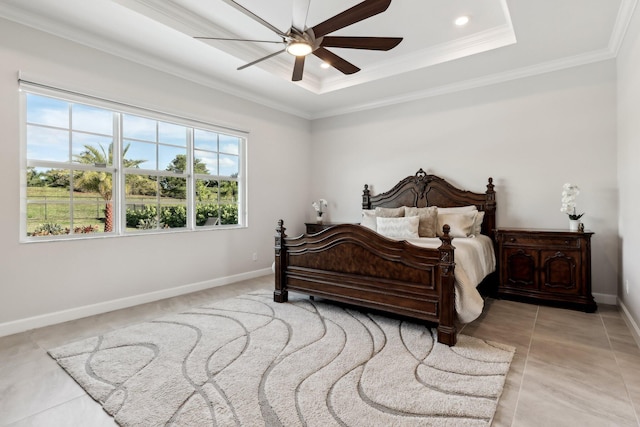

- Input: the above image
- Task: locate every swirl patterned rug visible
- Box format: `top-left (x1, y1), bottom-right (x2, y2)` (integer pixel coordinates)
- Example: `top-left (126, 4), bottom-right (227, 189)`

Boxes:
top-left (48, 291), bottom-right (515, 426)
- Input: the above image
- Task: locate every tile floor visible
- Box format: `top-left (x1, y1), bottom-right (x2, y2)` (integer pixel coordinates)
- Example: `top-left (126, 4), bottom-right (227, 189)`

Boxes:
top-left (1, 275), bottom-right (639, 426)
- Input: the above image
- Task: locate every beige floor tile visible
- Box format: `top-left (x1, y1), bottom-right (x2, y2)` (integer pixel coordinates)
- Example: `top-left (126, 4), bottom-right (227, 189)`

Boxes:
top-left (491, 352), bottom-right (527, 427)
top-left (96, 299), bottom-right (173, 330)
top-left (603, 315), bottom-right (635, 334)
top-left (5, 395), bottom-right (116, 427)
top-left (514, 381), bottom-right (638, 427)
top-left (615, 351), bottom-right (640, 419)
top-left (0, 333), bottom-right (43, 371)
top-left (0, 357), bottom-right (86, 426)
top-left (611, 336), bottom-right (640, 359)
top-left (602, 317), bottom-right (640, 359)
top-left (463, 319), bottom-right (533, 353)
top-left (532, 306), bottom-right (611, 350)
top-left (468, 299), bottom-right (538, 331)
top-left (483, 298), bottom-right (539, 318)
top-left (599, 303), bottom-right (623, 318)
top-left (28, 316), bottom-right (114, 349)
top-left (518, 340), bottom-right (637, 426)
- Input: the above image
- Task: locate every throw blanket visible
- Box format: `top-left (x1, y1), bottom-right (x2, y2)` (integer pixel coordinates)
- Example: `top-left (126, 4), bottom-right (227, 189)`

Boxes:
top-left (402, 235), bottom-right (496, 323)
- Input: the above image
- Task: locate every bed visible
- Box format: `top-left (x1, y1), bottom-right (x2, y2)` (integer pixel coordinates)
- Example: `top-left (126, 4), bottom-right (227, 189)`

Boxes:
top-left (273, 169), bottom-right (496, 346)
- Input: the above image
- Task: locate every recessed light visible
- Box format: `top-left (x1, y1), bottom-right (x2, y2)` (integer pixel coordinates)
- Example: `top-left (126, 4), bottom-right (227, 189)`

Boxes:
top-left (320, 62), bottom-right (330, 69)
top-left (455, 16), bottom-right (469, 26)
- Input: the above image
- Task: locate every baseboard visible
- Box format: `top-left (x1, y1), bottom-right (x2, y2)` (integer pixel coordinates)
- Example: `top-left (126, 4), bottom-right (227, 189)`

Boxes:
top-left (0, 268), bottom-right (273, 338)
top-left (618, 299), bottom-right (640, 350)
top-left (593, 292), bottom-right (618, 305)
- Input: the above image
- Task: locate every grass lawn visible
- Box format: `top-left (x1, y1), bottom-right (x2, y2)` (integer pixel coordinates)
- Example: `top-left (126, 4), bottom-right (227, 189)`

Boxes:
top-left (26, 186), bottom-right (235, 234)
top-left (26, 187), bottom-right (177, 234)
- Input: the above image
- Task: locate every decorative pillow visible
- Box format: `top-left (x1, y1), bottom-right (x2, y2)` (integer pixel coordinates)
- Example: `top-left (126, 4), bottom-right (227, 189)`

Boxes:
top-left (374, 206), bottom-right (405, 218)
top-left (404, 206), bottom-right (438, 238)
top-left (376, 216), bottom-right (420, 239)
top-left (472, 211), bottom-right (485, 236)
top-left (435, 205), bottom-right (478, 236)
top-left (436, 211), bottom-right (478, 237)
top-left (361, 209), bottom-right (377, 231)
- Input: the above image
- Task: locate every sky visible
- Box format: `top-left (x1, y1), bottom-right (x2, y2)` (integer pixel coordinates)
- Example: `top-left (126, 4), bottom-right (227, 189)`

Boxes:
top-left (26, 93), bottom-right (240, 177)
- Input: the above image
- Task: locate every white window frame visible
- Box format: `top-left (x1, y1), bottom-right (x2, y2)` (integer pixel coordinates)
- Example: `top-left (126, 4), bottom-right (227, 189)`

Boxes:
top-left (19, 81), bottom-right (248, 242)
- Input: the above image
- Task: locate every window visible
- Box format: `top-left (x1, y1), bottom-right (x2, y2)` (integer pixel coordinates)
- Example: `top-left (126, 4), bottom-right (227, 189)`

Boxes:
top-left (21, 86), bottom-right (246, 240)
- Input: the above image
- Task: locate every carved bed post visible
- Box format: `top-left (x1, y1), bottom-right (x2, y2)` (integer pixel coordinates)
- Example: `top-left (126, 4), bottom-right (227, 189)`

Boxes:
top-left (362, 184), bottom-right (371, 210)
top-left (273, 219), bottom-right (288, 303)
top-left (437, 225), bottom-right (457, 346)
top-left (484, 177), bottom-right (496, 241)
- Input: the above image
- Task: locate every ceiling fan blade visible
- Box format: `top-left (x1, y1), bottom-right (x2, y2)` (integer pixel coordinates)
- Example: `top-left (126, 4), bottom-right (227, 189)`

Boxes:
top-left (221, 0), bottom-right (287, 38)
top-left (292, 56), bottom-right (306, 81)
top-left (237, 49), bottom-right (286, 70)
top-left (321, 36), bottom-right (402, 51)
top-left (313, 47), bottom-right (360, 75)
top-left (195, 36), bottom-right (285, 44)
top-left (292, 0), bottom-right (311, 31)
top-left (311, 0), bottom-right (392, 38)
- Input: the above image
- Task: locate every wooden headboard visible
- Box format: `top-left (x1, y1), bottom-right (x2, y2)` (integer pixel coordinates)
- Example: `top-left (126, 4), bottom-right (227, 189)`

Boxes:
top-left (361, 168), bottom-right (496, 239)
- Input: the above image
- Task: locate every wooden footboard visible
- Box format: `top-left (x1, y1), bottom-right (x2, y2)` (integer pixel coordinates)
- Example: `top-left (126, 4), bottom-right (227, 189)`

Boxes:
top-left (274, 220), bottom-right (457, 345)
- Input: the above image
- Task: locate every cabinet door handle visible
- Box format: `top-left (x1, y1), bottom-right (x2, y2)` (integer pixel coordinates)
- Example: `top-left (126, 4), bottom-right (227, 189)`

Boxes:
top-left (564, 240), bottom-right (570, 245)
top-left (509, 238), bottom-right (516, 243)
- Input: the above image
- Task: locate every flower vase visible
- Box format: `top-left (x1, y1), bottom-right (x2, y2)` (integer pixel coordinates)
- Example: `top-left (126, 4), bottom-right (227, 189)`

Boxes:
top-left (569, 219), bottom-right (580, 231)
top-left (316, 214), bottom-right (323, 224)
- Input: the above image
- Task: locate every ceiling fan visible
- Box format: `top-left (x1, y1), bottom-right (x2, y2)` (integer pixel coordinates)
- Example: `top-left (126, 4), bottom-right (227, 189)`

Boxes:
top-left (195, 0), bottom-right (403, 81)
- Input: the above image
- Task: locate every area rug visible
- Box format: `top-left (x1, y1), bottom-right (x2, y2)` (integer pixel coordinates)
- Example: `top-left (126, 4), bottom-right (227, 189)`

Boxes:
top-left (48, 291), bottom-right (515, 426)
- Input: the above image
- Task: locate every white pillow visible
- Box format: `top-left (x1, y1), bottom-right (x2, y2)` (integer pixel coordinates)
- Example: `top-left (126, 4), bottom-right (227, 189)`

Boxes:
top-left (472, 211), bottom-right (485, 236)
top-left (361, 209), bottom-right (377, 231)
top-left (376, 216), bottom-right (420, 239)
top-left (435, 205), bottom-right (480, 237)
top-left (436, 211), bottom-right (477, 237)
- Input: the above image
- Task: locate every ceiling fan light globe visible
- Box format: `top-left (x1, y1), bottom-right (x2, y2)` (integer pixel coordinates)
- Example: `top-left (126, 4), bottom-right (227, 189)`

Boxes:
top-left (286, 42), bottom-right (313, 56)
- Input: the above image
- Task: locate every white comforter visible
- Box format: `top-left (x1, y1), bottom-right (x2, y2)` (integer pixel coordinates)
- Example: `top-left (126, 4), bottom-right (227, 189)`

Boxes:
top-left (400, 235), bottom-right (496, 323)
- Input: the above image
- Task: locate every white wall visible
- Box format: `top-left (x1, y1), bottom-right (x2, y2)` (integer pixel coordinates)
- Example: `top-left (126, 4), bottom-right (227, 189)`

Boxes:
top-left (311, 60), bottom-right (619, 299)
top-left (617, 4), bottom-right (640, 333)
top-left (0, 19), bottom-right (311, 334)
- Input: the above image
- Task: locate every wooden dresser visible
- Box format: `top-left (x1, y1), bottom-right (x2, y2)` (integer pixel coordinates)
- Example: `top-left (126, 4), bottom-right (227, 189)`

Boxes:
top-left (495, 228), bottom-right (596, 312)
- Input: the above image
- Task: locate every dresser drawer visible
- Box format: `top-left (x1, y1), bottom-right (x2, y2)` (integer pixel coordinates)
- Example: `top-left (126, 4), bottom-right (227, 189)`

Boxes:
top-left (500, 234), bottom-right (581, 249)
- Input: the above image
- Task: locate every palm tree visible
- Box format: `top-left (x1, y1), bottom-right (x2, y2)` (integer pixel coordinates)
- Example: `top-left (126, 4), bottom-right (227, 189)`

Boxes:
top-left (74, 143), bottom-right (144, 232)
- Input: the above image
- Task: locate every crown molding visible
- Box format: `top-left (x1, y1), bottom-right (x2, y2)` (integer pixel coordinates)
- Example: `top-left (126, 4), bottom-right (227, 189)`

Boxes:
top-left (311, 48), bottom-right (616, 119)
top-left (609, 0), bottom-right (639, 55)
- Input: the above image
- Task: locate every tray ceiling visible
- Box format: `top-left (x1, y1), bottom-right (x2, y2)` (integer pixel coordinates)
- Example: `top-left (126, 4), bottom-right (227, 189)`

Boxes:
top-left (0, 0), bottom-right (634, 118)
